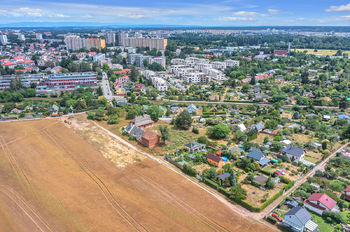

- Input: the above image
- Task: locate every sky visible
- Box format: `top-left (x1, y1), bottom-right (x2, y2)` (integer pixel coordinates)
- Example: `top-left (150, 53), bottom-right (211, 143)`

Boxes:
top-left (1, 0), bottom-right (350, 26)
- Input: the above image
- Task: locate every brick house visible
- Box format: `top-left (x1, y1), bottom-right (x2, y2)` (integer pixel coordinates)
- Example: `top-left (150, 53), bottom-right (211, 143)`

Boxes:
top-left (207, 153), bottom-right (223, 167)
top-left (140, 131), bottom-right (159, 148)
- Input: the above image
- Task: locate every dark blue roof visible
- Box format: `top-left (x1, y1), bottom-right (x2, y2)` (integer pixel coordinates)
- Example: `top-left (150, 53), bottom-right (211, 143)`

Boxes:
top-left (258, 157), bottom-right (270, 166)
top-left (247, 149), bottom-right (264, 161)
top-left (219, 172), bottom-right (230, 181)
top-left (281, 145), bottom-right (305, 157)
top-left (285, 207), bottom-right (311, 225)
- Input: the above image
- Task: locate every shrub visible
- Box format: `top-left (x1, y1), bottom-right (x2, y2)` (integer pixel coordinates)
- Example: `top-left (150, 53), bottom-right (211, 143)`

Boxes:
top-left (183, 164), bottom-right (197, 176)
top-left (267, 216), bottom-right (277, 224)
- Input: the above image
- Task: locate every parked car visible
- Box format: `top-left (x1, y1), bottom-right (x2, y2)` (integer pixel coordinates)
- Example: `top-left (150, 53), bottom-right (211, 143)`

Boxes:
top-left (271, 213), bottom-right (283, 222)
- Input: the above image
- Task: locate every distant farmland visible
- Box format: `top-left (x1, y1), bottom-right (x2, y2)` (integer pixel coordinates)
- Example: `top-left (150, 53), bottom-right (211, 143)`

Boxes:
top-left (294, 48), bottom-right (350, 56)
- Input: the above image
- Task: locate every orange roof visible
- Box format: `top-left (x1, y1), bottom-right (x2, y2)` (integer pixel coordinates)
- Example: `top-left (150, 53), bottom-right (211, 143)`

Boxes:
top-left (3, 62), bottom-right (16, 66)
top-left (24, 60), bottom-right (34, 63)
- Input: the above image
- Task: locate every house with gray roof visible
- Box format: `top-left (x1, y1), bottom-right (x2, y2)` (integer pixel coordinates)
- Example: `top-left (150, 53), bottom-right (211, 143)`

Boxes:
top-left (246, 149), bottom-right (271, 168)
top-left (184, 142), bottom-right (206, 152)
top-left (283, 207), bottom-right (318, 232)
top-left (281, 145), bottom-right (305, 162)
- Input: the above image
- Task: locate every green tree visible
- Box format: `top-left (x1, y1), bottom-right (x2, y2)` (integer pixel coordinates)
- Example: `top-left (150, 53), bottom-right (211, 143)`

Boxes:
top-left (207, 123), bottom-right (231, 139)
top-left (107, 114), bottom-right (119, 124)
top-left (158, 125), bottom-right (170, 144)
top-left (130, 66), bottom-right (139, 82)
top-left (147, 105), bottom-right (161, 122)
top-left (175, 110), bottom-right (192, 130)
top-left (229, 185), bottom-right (247, 201)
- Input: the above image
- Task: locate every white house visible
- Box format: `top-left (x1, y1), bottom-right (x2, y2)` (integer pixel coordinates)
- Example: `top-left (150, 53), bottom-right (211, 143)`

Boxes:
top-left (304, 193), bottom-right (338, 215)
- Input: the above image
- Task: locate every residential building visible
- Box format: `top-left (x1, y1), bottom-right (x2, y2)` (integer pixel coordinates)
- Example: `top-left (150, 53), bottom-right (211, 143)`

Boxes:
top-left (118, 32), bottom-right (167, 50)
top-left (0, 35), bottom-right (8, 45)
top-left (254, 175), bottom-right (268, 186)
top-left (207, 153), bottom-right (223, 167)
top-left (0, 74), bottom-right (44, 90)
top-left (93, 53), bottom-right (106, 62)
top-left (64, 36), bottom-right (105, 51)
top-left (246, 149), bottom-right (270, 168)
top-left (36, 33), bottom-right (43, 40)
top-left (129, 115), bottom-right (154, 129)
top-left (283, 207), bottom-right (318, 232)
top-left (64, 35), bottom-right (88, 51)
top-left (184, 142), bottom-right (205, 152)
top-left (36, 72), bottom-right (98, 94)
top-left (274, 50), bottom-right (288, 56)
top-left (304, 193), bottom-right (338, 215)
top-left (225, 59), bottom-right (240, 67)
top-left (88, 38), bottom-right (106, 50)
top-left (18, 34), bottom-right (25, 41)
top-left (344, 185), bottom-right (350, 202)
top-left (105, 32), bottom-right (116, 45)
top-left (281, 145), bottom-right (305, 162)
top-left (139, 131), bottom-right (159, 148)
top-left (152, 56), bottom-right (166, 68)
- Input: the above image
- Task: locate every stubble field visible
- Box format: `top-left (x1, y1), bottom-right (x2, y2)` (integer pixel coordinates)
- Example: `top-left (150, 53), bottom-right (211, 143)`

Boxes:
top-left (0, 119), bottom-right (275, 232)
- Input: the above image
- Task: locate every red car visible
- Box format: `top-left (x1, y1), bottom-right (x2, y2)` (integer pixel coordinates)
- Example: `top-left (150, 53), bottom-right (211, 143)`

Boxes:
top-left (275, 170), bottom-right (282, 176)
top-left (271, 213), bottom-right (283, 222)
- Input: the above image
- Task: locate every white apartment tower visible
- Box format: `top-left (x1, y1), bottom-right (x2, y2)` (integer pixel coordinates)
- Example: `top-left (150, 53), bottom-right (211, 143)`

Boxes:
top-left (0, 35), bottom-right (8, 45)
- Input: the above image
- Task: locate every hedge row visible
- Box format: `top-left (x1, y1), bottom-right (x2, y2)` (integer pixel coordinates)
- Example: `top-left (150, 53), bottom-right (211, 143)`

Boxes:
top-left (203, 178), bottom-right (218, 189)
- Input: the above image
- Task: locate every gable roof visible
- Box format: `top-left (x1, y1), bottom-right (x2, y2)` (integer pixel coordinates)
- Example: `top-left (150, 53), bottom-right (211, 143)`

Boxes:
top-left (207, 153), bottom-right (221, 163)
top-left (254, 175), bottom-right (268, 186)
top-left (345, 185), bottom-right (350, 192)
top-left (258, 157), bottom-right (270, 166)
top-left (285, 207), bottom-right (311, 225)
top-left (281, 145), bottom-right (305, 157)
top-left (185, 142), bottom-right (205, 150)
top-left (219, 172), bottom-right (230, 181)
top-left (247, 149), bottom-right (264, 161)
top-left (307, 193), bottom-right (337, 211)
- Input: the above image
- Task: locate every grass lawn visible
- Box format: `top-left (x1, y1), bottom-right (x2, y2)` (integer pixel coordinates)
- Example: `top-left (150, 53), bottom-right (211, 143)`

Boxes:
top-left (262, 165), bottom-right (275, 174)
top-left (309, 212), bottom-right (333, 232)
top-left (162, 128), bottom-right (198, 152)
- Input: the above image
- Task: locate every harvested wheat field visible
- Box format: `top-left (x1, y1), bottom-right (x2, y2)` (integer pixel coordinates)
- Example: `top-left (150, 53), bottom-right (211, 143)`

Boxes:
top-left (0, 119), bottom-right (275, 232)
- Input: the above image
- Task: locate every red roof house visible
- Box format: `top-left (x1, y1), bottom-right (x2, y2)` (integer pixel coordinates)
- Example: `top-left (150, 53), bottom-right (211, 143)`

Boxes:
top-left (274, 50), bottom-right (288, 56)
top-left (304, 193), bottom-right (338, 215)
top-left (345, 185), bottom-right (350, 202)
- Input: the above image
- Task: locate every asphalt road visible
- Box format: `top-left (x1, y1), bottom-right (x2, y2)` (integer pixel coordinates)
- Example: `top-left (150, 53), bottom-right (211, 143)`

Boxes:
top-left (101, 72), bottom-right (114, 103)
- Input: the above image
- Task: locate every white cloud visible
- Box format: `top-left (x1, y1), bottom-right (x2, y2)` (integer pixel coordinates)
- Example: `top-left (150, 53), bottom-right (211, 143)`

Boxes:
top-left (268, 9), bottom-right (280, 14)
top-left (326, 3), bottom-right (350, 12)
top-left (339, 15), bottom-right (350, 20)
top-left (17, 7), bottom-right (43, 17)
top-left (219, 16), bottom-right (254, 21)
top-left (232, 11), bottom-right (266, 17)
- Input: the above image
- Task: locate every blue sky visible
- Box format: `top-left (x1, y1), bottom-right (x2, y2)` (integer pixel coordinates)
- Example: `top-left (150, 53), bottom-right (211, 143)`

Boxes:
top-left (1, 0), bottom-right (350, 26)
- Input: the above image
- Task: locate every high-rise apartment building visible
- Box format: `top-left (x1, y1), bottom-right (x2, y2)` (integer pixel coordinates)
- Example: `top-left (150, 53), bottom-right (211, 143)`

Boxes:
top-left (0, 35), bottom-right (8, 45)
top-left (64, 36), bottom-right (106, 51)
top-left (118, 32), bottom-right (167, 50)
top-left (18, 34), bottom-right (26, 41)
top-left (36, 33), bottom-right (43, 40)
top-left (88, 38), bottom-right (106, 50)
top-left (105, 32), bottom-right (116, 45)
